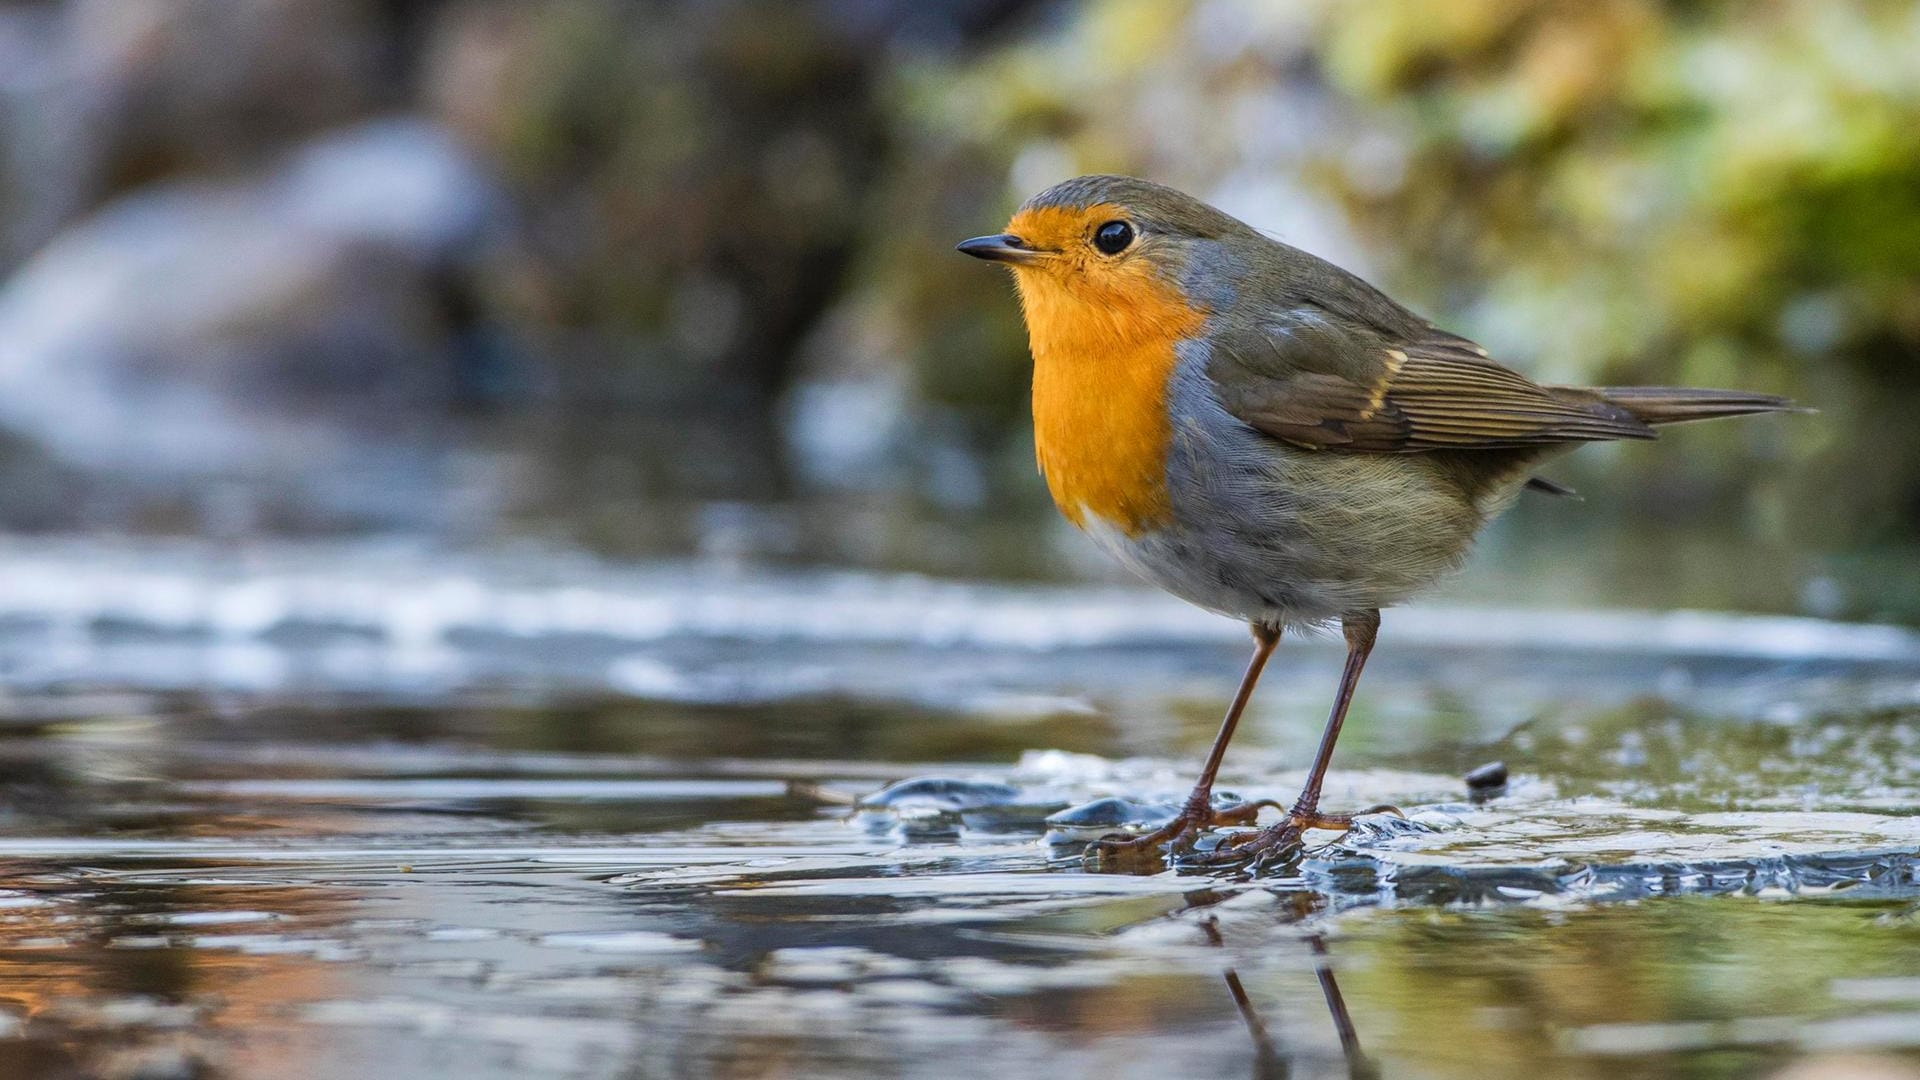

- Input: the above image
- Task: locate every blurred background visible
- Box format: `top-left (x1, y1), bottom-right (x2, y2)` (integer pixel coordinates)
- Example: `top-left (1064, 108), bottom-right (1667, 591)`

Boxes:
top-left (0, 0), bottom-right (1911, 621)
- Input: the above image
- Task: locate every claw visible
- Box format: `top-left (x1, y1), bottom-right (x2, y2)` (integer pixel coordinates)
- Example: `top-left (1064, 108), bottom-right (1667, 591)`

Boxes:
top-left (1188, 803), bottom-right (1402, 869)
top-left (1081, 799), bottom-right (1262, 871)
top-left (1191, 819), bottom-right (1305, 867)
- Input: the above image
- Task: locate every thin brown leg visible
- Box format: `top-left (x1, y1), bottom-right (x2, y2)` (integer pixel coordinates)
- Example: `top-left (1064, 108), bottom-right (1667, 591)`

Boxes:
top-left (1202, 610), bottom-right (1400, 865)
top-left (1190, 623), bottom-right (1282, 807)
top-left (1084, 624), bottom-right (1281, 866)
top-left (1293, 609), bottom-right (1377, 825)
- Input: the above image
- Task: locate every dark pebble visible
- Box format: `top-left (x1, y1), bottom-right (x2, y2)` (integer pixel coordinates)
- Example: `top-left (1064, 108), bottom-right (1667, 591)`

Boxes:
top-left (1465, 761), bottom-right (1509, 791)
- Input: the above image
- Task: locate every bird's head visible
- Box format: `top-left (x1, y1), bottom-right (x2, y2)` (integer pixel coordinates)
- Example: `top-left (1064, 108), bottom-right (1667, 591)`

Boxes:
top-left (958, 176), bottom-right (1256, 356)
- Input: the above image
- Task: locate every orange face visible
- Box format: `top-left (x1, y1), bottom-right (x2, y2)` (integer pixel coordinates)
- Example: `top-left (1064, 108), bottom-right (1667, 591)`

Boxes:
top-left (995, 202), bottom-right (1211, 371)
top-left (990, 203), bottom-right (1208, 537)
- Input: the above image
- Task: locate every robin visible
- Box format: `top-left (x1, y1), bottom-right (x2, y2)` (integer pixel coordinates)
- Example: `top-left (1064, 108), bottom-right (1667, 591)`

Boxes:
top-left (957, 175), bottom-right (1795, 867)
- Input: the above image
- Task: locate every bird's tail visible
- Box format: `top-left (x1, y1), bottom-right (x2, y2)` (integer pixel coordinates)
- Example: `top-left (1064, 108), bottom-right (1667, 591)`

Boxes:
top-left (1593, 386), bottom-right (1801, 426)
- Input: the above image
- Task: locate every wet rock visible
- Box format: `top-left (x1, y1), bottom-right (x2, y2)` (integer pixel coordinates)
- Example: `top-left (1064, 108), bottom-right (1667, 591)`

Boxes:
top-left (1044, 796), bottom-right (1181, 832)
top-left (854, 776), bottom-right (1070, 838)
top-left (1041, 790), bottom-right (1250, 843)
top-left (857, 777), bottom-right (1022, 811)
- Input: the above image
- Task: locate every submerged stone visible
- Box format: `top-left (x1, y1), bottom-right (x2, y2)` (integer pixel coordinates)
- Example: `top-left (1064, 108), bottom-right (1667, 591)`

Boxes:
top-left (856, 777), bottom-right (1022, 811)
top-left (853, 776), bottom-right (1072, 838)
top-left (1041, 791), bottom-right (1253, 842)
top-left (1044, 796), bottom-right (1181, 831)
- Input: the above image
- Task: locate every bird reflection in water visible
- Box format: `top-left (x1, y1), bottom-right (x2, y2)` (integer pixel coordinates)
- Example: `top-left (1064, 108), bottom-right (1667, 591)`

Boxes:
top-left (1223, 935), bottom-right (1376, 1080)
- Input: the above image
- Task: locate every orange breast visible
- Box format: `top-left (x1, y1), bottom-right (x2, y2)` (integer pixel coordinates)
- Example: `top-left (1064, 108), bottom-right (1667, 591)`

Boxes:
top-left (1016, 260), bottom-right (1207, 537)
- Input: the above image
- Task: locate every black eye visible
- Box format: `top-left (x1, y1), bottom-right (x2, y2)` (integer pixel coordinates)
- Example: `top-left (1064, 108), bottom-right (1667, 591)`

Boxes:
top-left (1093, 220), bottom-right (1133, 255)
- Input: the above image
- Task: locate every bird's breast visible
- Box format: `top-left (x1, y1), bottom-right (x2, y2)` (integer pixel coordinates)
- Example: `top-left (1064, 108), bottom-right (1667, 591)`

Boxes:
top-left (1022, 276), bottom-right (1207, 538)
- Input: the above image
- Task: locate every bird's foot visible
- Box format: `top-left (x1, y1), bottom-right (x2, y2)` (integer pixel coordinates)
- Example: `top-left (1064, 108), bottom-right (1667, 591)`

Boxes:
top-left (1081, 792), bottom-right (1275, 872)
top-left (1192, 803), bottom-right (1404, 870)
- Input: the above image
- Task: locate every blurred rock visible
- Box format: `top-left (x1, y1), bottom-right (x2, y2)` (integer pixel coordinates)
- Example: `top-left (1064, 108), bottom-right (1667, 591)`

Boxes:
top-left (0, 117), bottom-right (506, 527)
top-left (0, 0), bottom-right (401, 266)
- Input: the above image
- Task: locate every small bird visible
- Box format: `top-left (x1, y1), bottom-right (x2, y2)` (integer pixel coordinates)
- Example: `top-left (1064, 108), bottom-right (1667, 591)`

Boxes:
top-left (958, 175), bottom-right (1794, 866)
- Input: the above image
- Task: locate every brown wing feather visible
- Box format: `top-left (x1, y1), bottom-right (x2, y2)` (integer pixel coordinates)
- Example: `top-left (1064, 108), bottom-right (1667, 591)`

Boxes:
top-left (1209, 310), bottom-right (1654, 453)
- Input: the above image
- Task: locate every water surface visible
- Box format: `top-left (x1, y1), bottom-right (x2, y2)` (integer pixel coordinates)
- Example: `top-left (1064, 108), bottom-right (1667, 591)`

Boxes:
top-left (0, 540), bottom-right (1915, 1078)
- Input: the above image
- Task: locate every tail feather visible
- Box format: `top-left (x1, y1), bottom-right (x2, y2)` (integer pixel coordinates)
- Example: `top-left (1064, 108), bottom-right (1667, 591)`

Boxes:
top-left (1591, 386), bottom-right (1799, 426)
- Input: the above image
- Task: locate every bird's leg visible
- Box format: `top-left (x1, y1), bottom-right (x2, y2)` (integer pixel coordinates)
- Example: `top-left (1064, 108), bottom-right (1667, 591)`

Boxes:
top-left (1201, 610), bottom-right (1400, 866)
top-left (1084, 624), bottom-right (1281, 866)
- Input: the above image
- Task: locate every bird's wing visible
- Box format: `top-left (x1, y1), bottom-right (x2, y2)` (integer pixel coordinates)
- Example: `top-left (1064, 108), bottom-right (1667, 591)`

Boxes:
top-left (1206, 306), bottom-right (1654, 452)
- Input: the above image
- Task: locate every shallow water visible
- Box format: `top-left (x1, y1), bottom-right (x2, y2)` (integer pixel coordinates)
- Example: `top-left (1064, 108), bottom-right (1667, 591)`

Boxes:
top-left (0, 540), bottom-right (1916, 1078)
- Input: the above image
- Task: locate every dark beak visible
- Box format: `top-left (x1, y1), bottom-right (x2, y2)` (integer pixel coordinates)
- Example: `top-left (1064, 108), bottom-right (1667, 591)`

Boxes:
top-left (955, 233), bottom-right (1043, 264)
